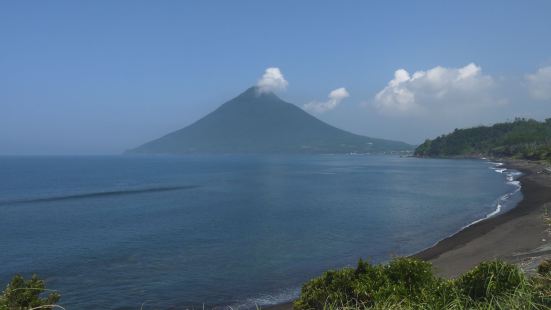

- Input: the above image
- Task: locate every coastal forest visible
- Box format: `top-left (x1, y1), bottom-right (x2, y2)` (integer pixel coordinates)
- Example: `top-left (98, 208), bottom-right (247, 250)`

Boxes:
top-left (415, 118), bottom-right (551, 162)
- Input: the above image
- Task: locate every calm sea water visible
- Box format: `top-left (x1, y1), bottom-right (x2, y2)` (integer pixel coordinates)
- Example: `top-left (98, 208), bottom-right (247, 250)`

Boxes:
top-left (0, 155), bottom-right (521, 309)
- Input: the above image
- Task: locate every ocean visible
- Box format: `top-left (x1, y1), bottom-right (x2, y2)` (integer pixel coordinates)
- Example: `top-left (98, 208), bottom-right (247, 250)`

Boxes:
top-left (0, 155), bottom-right (522, 309)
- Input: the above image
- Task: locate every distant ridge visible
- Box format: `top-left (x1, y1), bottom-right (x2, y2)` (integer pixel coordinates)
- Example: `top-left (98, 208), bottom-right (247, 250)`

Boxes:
top-left (127, 87), bottom-right (413, 154)
top-left (415, 118), bottom-right (551, 162)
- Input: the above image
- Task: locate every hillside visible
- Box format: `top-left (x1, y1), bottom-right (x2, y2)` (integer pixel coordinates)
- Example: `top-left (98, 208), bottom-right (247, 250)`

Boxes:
top-left (127, 87), bottom-right (412, 154)
top-left (415, 118), bottom-right (551, 162)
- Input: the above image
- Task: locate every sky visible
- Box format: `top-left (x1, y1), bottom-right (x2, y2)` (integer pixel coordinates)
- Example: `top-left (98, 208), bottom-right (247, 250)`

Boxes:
top-left (1, 1), bottom-right (551, 155)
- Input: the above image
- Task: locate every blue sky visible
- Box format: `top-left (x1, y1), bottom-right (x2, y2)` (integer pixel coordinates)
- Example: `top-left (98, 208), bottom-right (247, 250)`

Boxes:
top-left (1, 1), bottom-right (551, 154)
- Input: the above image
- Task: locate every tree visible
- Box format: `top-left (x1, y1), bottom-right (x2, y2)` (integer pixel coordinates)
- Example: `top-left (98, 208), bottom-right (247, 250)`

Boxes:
top-left (0, 274), bottom-right (61, 310)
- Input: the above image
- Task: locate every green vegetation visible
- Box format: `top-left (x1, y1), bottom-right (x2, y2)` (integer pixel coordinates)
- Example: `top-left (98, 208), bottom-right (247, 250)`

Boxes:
top-left (414, 118), bottom-right (551, 162)
top-left (539, 259), bottom-right (551, 276)
top-left (294, 258), bottom-right (551, 310)
top-left (0, 274), bottom-right (60, 310)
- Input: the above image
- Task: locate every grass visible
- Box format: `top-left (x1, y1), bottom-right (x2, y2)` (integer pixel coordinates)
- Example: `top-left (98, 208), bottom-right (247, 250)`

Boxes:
top-left (544, 207), bottom-right (551, 230)
top-left (294, 258), bottom-right (551, 310)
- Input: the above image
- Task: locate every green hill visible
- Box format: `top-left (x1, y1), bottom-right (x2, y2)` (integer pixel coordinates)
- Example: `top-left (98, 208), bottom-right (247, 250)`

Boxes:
top-left (415, 118), bottom-right (551, 162)
top-left (127, 87), bottom-right (413, 154)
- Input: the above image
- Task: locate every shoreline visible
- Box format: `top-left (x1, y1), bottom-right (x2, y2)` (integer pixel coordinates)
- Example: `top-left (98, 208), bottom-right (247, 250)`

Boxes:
top-left (415, 159), bottom-right (551, 277)
top-left (268, 159), bottom-right (551, 309)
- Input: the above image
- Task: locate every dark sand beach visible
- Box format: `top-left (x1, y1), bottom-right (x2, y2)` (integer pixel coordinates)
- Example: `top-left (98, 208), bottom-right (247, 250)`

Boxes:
top-left (416, 160), bottom-right (551, 277)
top-left (269, 159), bottom-right (551, 309)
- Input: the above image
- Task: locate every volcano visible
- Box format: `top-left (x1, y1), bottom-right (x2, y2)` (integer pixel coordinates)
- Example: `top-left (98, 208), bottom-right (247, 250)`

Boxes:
top-left (127, 87), bottom-right (412, 154)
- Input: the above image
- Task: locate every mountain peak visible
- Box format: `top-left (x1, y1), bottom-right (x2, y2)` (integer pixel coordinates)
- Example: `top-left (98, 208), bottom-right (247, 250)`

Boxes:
top-left (236, 86), bottom-right (278, 100)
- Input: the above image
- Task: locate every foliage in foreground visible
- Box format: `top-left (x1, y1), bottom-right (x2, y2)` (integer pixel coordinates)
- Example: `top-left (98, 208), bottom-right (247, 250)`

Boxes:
top-left (0, 274), bottom-right (60, 310)
top-left (294, 258), bottom-right (551, 310)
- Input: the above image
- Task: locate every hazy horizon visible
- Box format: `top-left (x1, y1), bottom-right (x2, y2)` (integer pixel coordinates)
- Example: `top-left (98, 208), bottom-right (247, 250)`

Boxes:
top-left (2, 1), bottom-right (551, 155)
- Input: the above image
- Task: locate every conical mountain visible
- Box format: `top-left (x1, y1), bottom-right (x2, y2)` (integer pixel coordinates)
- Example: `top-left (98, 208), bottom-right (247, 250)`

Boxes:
top-left (127, 87), bottom-right (412, 154)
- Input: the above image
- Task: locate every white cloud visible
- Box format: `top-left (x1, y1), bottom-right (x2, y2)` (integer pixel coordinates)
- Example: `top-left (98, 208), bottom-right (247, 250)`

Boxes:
top-left (256, 67), bottom-right (288, 93)
top-left (526, 66), bottom-right (551, 100)
top-left (373, 63), bottom-right (498, 116)
top-left (303, 87), bottom-right (350, 113)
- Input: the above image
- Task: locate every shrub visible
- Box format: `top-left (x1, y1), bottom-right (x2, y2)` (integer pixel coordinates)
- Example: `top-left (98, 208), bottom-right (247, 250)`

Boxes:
top-left (294, 258), bottom-right (551, 309)
top-left (0, 274), bottom-right (60, 310)
top-left (368, 257), bottom-right (438, 304)
top-left (383, 257), bottom-right (435, 294)
top-left (455, 260), bottom-right (525, 301)
top-left (294, 257), bottom-right (441, 309)
top-left (293, 266), bottom-right (362, 309)
top-left (537, 259), bottom-right (551, 275)
top-left (532, 260), bottom-right (551, 307)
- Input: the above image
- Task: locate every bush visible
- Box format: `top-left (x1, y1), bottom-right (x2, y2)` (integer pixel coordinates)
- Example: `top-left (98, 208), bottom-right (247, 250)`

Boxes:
top-left (455, 260), bottom-right (525, 301)
top-left (0, 274), bottom-right (60, 310)
top-left (294, 258), bottom-right (442, 309)
top-left (538, 259), bottom-right (551, 275)
top-left (532, 260), bottom-right (551, 307)
top-left (293, 266), bottom-right (358, 309)
top-left (383, 257), bottom-right (435, 294)
top-left (368, 258), bottom-right (438, 304)
top-left (294, 259), bottom-right (550, 309)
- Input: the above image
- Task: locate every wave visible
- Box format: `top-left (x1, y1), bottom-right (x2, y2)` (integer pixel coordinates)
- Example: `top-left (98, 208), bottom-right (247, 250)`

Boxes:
top-left (467, 203), bottom-right (503, 227)
top-left (464, 161), bottom-right (522, 228)
top-left (0, 185), bottom-right (199, 206)
top-left (415, 160), bottom-right (524, 257)
top-left (233, 287), bottom-right (300, 309)
top-left (486, 203), bottom-right (503, 218)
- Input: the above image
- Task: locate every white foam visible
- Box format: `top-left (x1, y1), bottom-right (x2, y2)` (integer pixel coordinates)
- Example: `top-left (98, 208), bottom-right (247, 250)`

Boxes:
top-left (463, 164), bottom-right (523, 228)
top-left (418, 163), bottom-right (523, 256)
top-left (464, 201), bottom-right (503, 228)
top-left (504, 169), bottom-right (522, 189)
top-left (487, 203), bottom-right (502, 218)
top-left (234, 287), bottom-right (300, 309)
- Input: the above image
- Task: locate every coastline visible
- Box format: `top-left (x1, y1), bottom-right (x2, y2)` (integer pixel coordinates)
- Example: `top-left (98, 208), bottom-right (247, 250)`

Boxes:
top-left (416, 159), bottom-right (551, 277)
top-left (268, 159), bottom-right (551, 309)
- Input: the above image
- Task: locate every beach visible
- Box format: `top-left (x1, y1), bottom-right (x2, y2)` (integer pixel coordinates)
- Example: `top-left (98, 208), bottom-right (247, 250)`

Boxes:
top-left (270, 159), bottom-right (551, 309)
top-left (416, 159), bottom-right (551, 277)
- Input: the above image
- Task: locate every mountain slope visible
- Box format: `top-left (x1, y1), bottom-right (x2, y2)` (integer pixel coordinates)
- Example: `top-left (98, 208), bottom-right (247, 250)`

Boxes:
top-left (415, 118), bottom-right (551, 161)
top-left (127, 87), bottom-right (412, 154)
